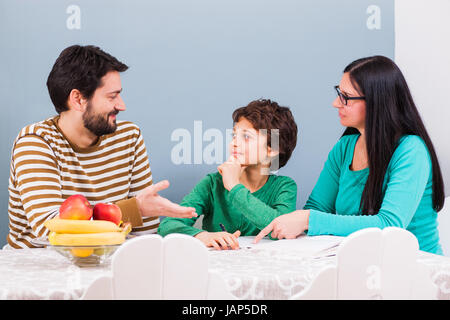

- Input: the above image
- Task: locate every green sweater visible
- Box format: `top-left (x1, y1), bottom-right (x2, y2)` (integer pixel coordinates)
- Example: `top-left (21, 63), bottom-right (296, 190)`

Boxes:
top-left (304, 134), bottom-right (442, 255)
top-left (157, 173), bottom-right (297, 237)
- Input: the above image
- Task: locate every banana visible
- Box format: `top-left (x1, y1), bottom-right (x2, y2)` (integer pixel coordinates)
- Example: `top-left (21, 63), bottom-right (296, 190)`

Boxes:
top-left (47, 222), bottom-right (132, 247)
top-left (48, 230), bottom-right (126, 246)
top-left (44, 217), bottom-right (121, 234)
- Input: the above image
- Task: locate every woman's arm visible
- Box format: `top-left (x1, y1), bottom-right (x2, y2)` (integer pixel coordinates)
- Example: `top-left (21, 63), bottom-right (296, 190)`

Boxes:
top-left (254, 137), bottom-right (347, 242)
top-left (303, 137), bottom-right (346, 214)
top-left (307, 136), bottom-right (431, 236)
top-left (255, 136), bottom-right (431, 242)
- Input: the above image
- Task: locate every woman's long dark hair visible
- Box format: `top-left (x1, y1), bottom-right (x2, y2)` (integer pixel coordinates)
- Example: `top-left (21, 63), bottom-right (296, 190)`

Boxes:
top-left (342, 56), bottom-right (445, 214)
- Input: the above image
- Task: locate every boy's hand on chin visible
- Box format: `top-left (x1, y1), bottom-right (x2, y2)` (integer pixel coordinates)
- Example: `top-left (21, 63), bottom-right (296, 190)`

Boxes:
top-left (217, 156), bottom-right (246, 191)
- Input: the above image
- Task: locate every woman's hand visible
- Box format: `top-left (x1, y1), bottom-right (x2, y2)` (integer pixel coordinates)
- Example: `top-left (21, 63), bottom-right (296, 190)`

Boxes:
top-left (194, 230), bottom-right (241, 250)
top-left (217, 157), bottom-right (246, 191)
top-left (253, 210), bottom-right (310, 243)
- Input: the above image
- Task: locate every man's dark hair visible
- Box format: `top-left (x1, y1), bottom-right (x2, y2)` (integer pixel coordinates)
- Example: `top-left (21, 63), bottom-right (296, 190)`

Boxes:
top-left (46, 45), bottom-right (128, 114)
top-left (232, 99), bottom-right (298, 169)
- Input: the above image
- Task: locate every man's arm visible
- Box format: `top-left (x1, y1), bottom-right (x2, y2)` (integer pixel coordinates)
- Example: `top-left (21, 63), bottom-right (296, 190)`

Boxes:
top-left (12, 135), bottom-right (62, 237)
top-left (117, 127), bottom-right (197, 224)
top-left (114, 131), bottom-right (151, 227)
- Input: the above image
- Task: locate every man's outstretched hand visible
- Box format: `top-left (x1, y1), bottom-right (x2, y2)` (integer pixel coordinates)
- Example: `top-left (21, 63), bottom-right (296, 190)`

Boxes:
top-left (136, 180), bottom-right (197, 218)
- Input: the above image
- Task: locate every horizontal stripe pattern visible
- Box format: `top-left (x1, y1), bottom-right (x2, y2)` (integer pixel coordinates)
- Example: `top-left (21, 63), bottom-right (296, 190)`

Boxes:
top-left (7, 116), bottom-right (159, 249)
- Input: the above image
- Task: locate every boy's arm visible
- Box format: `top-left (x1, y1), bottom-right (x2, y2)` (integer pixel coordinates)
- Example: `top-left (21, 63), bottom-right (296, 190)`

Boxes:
top-left (157, 175), bottom-right (213, 237)
top-left (227, 177), bottom-right (297, 230)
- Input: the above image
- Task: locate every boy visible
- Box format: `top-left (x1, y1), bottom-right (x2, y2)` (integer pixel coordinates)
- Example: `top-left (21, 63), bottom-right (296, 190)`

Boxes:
top-left (157, 99), bottom-right (298, 250)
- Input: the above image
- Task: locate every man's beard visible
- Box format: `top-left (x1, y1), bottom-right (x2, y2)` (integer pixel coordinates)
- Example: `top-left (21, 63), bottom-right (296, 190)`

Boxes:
top-left (82, 102), bottom-right (119, 137)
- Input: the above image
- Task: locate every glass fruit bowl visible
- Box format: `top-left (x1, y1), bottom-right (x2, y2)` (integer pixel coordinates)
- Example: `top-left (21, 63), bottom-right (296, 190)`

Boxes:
top-left (51, 244), bottom-right (121, 267)
top-left (31, 237), bottom-right (122, 267)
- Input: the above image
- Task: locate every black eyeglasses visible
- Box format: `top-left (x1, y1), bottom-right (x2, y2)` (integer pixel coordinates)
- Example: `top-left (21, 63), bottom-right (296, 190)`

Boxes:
top-left (334, 85), bottom-right (365, 105)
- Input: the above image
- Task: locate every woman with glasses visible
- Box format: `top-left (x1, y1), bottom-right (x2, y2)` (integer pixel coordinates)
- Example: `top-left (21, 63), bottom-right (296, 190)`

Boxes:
top-left (254, 55), bottom-right (445, 254)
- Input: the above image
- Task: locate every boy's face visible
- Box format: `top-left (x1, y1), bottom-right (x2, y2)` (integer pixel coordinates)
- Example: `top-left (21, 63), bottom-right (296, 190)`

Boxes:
top-left (230, 117), bottom-right (272, 166)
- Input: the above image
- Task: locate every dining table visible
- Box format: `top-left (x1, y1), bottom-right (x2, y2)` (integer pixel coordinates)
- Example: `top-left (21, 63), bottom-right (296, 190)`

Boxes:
top-left (1, 237), bottom-right (450, 300)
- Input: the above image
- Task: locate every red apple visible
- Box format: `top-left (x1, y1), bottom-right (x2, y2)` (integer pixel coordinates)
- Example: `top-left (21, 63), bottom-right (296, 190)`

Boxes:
top-left (92, 203), bottom-right (122, 225)
top-left (59, 194), bottom-right (93, 220)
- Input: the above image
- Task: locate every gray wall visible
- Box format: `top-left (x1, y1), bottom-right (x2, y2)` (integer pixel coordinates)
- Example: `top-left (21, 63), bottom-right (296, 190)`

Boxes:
top-left (0, 0), bottom-right (394, 247)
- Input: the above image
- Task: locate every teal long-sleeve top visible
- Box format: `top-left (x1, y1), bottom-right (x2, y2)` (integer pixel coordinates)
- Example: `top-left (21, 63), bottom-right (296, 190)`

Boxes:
top-left (157, 172), bottom-right (297, 237)
top-left (304, 133), bottom-right (442, 255)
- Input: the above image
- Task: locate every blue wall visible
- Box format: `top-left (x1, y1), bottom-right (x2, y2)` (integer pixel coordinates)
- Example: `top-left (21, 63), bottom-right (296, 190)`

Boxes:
top-left (0, 0), bottom-right (394, 247)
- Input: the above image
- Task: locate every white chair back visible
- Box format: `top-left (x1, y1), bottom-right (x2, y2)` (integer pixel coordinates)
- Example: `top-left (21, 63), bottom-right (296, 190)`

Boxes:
top-left (162, 234), bottom-right (209, 299)
top-left (380, 227), bottom-right (418, 299)
top-left (82, 234), bottom-right (234, 300)
top-left (291, 227), bottom-right (437, 300)
top-left (112, 235), bottom-right (164, 299)
top-left (337, 228), bottom-right (382, 299)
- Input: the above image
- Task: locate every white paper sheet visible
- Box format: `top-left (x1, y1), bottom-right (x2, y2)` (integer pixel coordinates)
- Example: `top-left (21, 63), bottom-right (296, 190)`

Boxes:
top-left (238, 235), bottom-right (344, 254)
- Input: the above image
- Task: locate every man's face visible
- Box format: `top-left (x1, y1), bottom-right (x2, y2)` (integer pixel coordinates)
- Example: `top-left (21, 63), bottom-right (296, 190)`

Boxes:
top-left (82, 71), bottom-right (126, 136)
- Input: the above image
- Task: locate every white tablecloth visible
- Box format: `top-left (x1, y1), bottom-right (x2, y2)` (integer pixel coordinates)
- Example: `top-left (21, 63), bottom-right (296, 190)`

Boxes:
top-left (1, 246), bottom-right (450, 299)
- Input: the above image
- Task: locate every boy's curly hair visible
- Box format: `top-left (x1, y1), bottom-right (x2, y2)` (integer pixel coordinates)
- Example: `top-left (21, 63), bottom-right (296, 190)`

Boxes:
top-left (232, 99), bottom-right (298, 169)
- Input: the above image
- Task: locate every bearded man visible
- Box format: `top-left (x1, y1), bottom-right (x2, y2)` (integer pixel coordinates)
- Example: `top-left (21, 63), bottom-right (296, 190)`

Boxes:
top-left (6, 45), bottom-right (196, 248)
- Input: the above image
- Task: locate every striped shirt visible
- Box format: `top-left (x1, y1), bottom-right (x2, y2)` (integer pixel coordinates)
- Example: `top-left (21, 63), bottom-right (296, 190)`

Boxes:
top-left (7, 116), bottom-right (159, 249)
